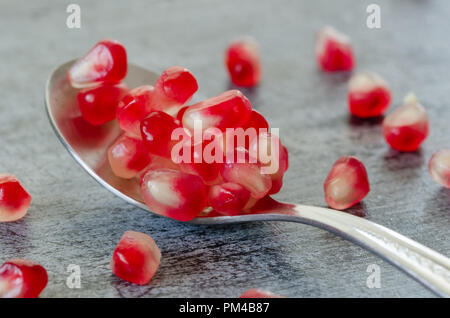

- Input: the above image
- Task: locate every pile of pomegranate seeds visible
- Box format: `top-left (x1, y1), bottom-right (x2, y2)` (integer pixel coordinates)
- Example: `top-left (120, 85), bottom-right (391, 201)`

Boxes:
top-left (382, 93), bottom-right (429, 152)
top-left (0, 259), bottom-right (48, 298)
top-left (348, 72), bottom-right (391, 118)
top-left (0, 174), bottom-right (32, 222)
top-left (240, 289), bottom-right (284, 298)
top-left (111, 231), bottom-right (161, 285)
top-left (429, 150), bottom-right (450, 188)
top-left (225, 38), bottom-right (261, 87)
top-left (315, 26), bottom-right (355, 72)
top-left (324, 156), bottom-right (370, 210)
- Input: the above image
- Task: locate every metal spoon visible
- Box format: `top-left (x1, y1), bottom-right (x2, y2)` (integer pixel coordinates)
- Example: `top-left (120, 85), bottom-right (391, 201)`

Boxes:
top-left (45, 60), bottom-right (450, 297)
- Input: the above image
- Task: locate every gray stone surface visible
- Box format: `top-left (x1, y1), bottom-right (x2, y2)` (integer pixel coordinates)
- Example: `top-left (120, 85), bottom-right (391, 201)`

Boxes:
top-left (0, 0), bottom-right (449, 298)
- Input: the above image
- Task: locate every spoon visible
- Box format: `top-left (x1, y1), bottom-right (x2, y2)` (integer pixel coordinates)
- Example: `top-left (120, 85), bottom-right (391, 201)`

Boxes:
top-left (45, 60), bottom-right (450, 297)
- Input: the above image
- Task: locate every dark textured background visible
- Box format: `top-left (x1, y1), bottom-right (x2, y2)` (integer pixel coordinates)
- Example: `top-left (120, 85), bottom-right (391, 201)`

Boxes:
top-left (0, 0), bottom-right (449, 298)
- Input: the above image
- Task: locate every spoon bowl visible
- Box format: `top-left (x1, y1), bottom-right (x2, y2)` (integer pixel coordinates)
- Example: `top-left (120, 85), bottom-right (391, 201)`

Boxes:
top-left (46, 61), bottom-right (450, 297)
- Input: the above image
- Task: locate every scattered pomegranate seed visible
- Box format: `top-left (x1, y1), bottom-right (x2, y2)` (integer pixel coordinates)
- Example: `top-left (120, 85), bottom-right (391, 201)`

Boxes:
top-left (348, 72), bottom-right (391, 118)
top-left (221, 147), bottom-right (272, 199)
top-left (140, 169), bottom-right (207, 221)
top-left (110, 231), bottom-right (161, 285)
top-left (77, 84), bottom-right (128, 126)
top-left (182, 90), bottom-right (252, 132)
top-left (240, 289), bottom-right (283, 298)
top-left (68, 39), bottom-right (127, 88)
top-left (208, 183), bottom-right (251, 216)
top-left (249, 132), bottom-right (289, 195)
top-left (108, 135), bottom-right (152, 179)
top-left (0, 174), bottom-right (32, 222)
top-left (315, 26), bottom-right (355, 72)
top-left (154, 66), bottom-right (198, 115)
top-left (382, 93), bottom-right (429, 152)
top-left (225, 38), bottom-right (261, 87)
top-left (116, 85), bottom-right (158, 139)
top-left (429, 149), bottom-right (450, 188)
top-left (140, 111), bottom-right (189, 158)
top-left (0, 259), bottom-right (48, 298)
top-left (324, 156), bottom-right (370, 210)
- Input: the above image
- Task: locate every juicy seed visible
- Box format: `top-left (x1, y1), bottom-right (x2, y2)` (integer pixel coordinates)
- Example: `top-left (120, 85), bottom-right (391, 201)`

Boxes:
top-left (208, 183), bottom-right (251, 216)
top-left (68, 39), bottom-right (127, 88)
top-left (110, 231), bottom-right (161, 285)
top-left (324, 156), bottom-right (370, 210)
top-left (348, 72), bottom-right (391, 118)
top-left (140, 169), bottom-right (207, 221)
top-left (315, 26), bottom-right (355, 72)
top-left (225, 38), bottom-right (261, 87)
top-left (240, 289), bottom-right (284, 298)
top-left (182, 90), bottom-right (252, 132)
top-left (0, 259), bottom-right (48, 298)
top-left (77, 84), bottom-right (128, 126)
top-left (116, 85), bottom-right (158, 139)
top-left (0, 174), bottom-right (32, 222)
top-left (429, 149), bottom-right (450, 188)
top-left (140, 111), bottom-right (189, 158)
top-left (382, 93), bottom-right (429, 152)
top-left (221, 147), bottom-right (272, 199)
top-left (108, 135), bottom-right (152, 179)
top-left (154, 66), bottom-right (198, 115)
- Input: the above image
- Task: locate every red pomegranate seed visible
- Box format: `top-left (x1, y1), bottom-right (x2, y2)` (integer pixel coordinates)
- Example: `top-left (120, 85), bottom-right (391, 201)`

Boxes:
top-left (315, 26), bottom-right (355, 72)
top-left (429, 149), bottom-right (450, 188)
top-left (140, 169), bottom-right (207, 221)
top-left (382, 93), bottom-right (429, 152)
top-left (182, 90), bottom-right (252, 132)
top-left (108, 135), bottom-right (152, 179)
top-left (249, 132), bottom-right (289, 195)
top-left (153, 66), bottom-right (198, 115)
top-left (77, 84), bottom-right (128, 126)
top-left (0, 259), bottom-right (48, 298)
top-left (110, 231), bottom-right (161, 285)
top-left (117, 85), bottom-right (158, 139)
top-left (140, 111), bottom-right (189, 158)
top-left (221, 147), bottom-right (272, 199)
top-left (240, 289), bottom-right (283, 298)
top-left (348, 72), bottom-right (391, 118)
top-left (225, 38), bottom-right (261, 87)
top-left (0, 174), bottom-right (31, 222)
top-left (208, 182), bottom-right (251, 216)
top-left (242, 110), bottom-right (269, 131)
top-left (68, 39), bottom-right (127, 87)
top-left (324, 156), bottom-right (370, 210)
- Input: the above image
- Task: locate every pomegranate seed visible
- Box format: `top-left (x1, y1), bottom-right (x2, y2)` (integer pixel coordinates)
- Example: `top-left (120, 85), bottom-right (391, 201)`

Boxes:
top-left (315, 26), bottom-right (355, 72)
top-left (140, 111), bottom-right (189, 158)
top-left (140, 169), bottom-right (207, 221)
top-left (221, 147), bottom-right (272, 199)
top-left (242, 110), bottom-right (269, 131)
top-left (68, 39), bottom-right (127, 87)
top-left (225, 38), bottom-right (261, 87)
top-left (382, 93), bottom-right (429, 152)
top-left (77, 84), bottom-right (128, 126)
top-left (108, 135), bottom-right (152, 179)
top-left (153, 66), bottom-right (198, 115)
top-left (110, 231), bottom-right (161, 285)
top-left (117, 85), bottom-right (158, 139)
top-left (208, 183), bottom-right (251, 216)
top-left (240, 289), bottom-right (283, 298)
top-left (0, 259), bottom-right (48, 298)
top-left (179, 139), bottom-right (221, 185)
top-left (249, 132), bottom-right (289, 195)
top-left (182, 90), bottom-right (252, 132)
top-left (429, 149), bottom-right (450, 188)
top-left (324, 156), bottom-right (370, 210)
top-left (0, 174), bottom-right (31, 222)
top-left (348, 72), bottom-right (391, 118)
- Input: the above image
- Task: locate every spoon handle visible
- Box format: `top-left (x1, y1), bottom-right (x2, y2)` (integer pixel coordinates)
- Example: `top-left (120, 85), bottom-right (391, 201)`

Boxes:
top-left (283, 204), bottom-right (450, 297)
